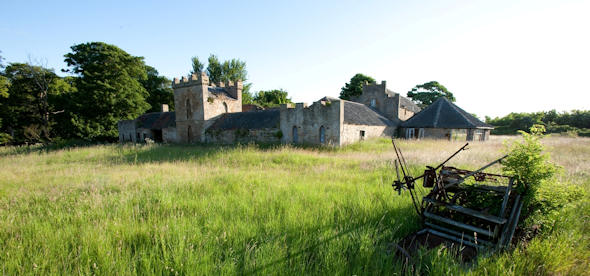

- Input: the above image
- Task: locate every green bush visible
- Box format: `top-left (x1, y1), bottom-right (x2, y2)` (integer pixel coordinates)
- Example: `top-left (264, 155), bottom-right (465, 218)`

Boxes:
top-left (0, 132), bottom-right (12, 145)
top-left (502, 124), bottom-right (559, 216)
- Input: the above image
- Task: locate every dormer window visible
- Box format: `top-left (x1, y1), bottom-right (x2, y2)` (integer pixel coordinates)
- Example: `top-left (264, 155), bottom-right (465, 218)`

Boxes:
top-left (370, 99), bottom-right (376, 107)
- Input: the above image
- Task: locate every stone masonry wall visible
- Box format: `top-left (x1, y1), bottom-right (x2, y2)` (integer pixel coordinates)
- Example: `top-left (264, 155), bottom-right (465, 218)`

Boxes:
top-left (280, 99), bottom-right (343, 146)
top-left (204, 128), bottom-right (280, 144)
top-left (355, 81), bottom-right (417, 122)
top-left (118, 120), bottom-right (136, 142)
top-left (340, 124), bottom-right (395, 145)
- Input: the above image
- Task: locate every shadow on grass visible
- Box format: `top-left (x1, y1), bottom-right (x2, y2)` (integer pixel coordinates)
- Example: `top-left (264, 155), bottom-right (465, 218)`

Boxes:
top-left (235, 205), bottom-right (420, 275)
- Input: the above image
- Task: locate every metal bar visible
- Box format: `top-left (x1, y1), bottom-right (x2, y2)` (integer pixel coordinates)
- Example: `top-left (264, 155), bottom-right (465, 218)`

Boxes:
top-left (423, 198), bottom-right (507, 224)
top-left (433, 143), bottom-right (469, 171)
top-left (425, 222), bottom-right (493, 246)
top-left (423, 211), bottom-right (495, 237)
top-left (499, 178), bottom-right (514, 217)
top-left (506, 198), bottom-right (523, 248)
top-left (498, 194), bottom-right (521, 249)
top-left (444, 155), bottom-right (508, 189)
top-left (426, 228), bottom-right (484, 250)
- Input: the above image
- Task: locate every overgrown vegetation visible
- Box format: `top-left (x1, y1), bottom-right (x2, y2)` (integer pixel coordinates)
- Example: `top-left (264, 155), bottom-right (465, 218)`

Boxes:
top-left (0, 137), bottom-right (588, 274)
top-left (486, 109), bottom-right (590, 137)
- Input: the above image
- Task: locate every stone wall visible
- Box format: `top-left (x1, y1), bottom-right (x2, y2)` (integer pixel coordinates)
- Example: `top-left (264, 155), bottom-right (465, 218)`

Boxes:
top-left (163, 127), bottom-right (178, 143)
top-left (204, 128), bottom-right (280, 144)
top-left (172, 72), bottom-right (243, 143)
top-left (118, 120), bottom-right (136, 142)
top-left (402, 127), bottom-right (493, 141)
top-left (340, 124), bottom-right (395, 145)
top-left (280, 99), bottom-right (343, 146)
top-left (354, 81), bottom-right (417, 122)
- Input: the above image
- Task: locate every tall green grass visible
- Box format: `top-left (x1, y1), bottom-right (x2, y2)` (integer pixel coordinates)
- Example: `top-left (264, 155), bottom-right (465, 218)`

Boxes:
top-left (0, 137), bottom-right (588, 275)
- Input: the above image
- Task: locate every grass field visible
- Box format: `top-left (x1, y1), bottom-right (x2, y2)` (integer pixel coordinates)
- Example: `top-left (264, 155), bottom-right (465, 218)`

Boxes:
top-left (0, 136), bottom-right (588, 275)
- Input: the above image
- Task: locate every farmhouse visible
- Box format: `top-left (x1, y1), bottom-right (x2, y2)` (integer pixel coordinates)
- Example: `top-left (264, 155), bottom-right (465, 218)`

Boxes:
top-left (118, 72), bottom-right (490, 145)
top-left (401, 97), bottom-right (493, 141)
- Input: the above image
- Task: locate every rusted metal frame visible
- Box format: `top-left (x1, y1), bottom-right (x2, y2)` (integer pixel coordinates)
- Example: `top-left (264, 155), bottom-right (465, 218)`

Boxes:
top-left (425, 228), bottom-right (485, 250)
top-left (498, 194), bottom-right (522, 249)
top-left (423, 211), bottom-right (495, 237)
top-left (441, 166), bottom-right (511, 179)
top-left (424, 222), bottom-right (493, 247)
top-left (432, 143), bottom-right (469, 171)
top-left (443, 155), bottom-right (508, 189)
top-left (499, 178), bottom-right (514, 217)
top-left (422, 197), bottom-right (507, 224)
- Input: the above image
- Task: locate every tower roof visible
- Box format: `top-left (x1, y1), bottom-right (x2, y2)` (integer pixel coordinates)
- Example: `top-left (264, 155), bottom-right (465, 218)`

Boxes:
top-left (401, 97), bottom-right (492, 129)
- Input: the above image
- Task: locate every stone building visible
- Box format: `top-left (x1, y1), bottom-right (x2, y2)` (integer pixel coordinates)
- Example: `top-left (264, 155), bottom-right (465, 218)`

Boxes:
top-left (118, 73), bottom-right (421, 146)
top-left (401, 97), bottom-right (493, 141)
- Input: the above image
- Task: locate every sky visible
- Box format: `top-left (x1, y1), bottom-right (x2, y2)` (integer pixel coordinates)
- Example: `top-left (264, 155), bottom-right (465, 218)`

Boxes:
top-left (1, 0), bottom-right (589, 118)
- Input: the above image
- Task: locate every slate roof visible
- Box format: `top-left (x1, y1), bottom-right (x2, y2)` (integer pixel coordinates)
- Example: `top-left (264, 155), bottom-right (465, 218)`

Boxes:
top-left (399, 96), bottom-right (421, 113)
top-left (401, 97), bottom-right (493, 129)
top-left (208, 87), bottom-right (236, 99)
top-left (343, 101), bottom-right (397, 126)
top-left (208, 109), bottom-right (280, 130)
top-left (137, 112), bottom-right (176, 129)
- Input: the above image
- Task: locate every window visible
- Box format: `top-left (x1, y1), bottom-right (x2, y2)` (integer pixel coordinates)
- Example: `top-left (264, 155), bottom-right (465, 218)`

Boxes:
top-left (360, 130), bottom-right (366, 141)
top-left (319, 126), bottom-right (325, 144)
top-left (406, 128), bottom-right (415, 139)
top-left (129, 134), bottom-right (132, 141)
top-left (186, 99), bottom-right (192, 119)
top-left (418, 128), bottom-right (424, 139)
top-left (223, 102), bottom-right (228, 113)
top-left (292, 126), bottom-right (298, 143)
top-left (136, 133), bottom-right (140, 141)
top-left (370, 99), bottom-right (376, 107)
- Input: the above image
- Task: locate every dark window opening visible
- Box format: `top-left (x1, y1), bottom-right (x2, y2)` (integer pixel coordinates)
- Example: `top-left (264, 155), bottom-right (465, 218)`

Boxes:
top-left (186, 99), bottom-right (192, 120)
top-left (360, 130), bottom-right (366, 141)
top-left (187, 125), bottom-right (192, 143)
top-left (292, 126), bottom-right (298, 143)
top-left (152, 130), bottom-right (163, 142)
top-left (319, 126), bottom-right (325, 144)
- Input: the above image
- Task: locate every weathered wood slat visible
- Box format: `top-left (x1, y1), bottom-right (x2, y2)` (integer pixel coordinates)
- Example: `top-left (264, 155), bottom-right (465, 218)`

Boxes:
top-left (423, 197), bottom-right (507, 224)
top-left (423, 211), bottom-right (495, 237)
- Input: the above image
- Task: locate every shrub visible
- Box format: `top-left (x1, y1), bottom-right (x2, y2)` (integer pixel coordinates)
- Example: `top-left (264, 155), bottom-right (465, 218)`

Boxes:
top-left (502, 124), bottom-right (559, 216)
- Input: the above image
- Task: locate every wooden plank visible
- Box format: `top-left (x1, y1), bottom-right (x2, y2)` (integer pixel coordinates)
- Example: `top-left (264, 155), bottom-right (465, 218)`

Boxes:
top-left (423, 197), bottom-right (507, 224)
top-left (423, 211), bottom-right (495, 237)
top-left (425, 222), bottom-right (493, 246)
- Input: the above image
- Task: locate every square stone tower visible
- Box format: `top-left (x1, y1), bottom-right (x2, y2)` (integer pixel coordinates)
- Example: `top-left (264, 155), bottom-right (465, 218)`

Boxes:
top-left (172, 72), bottom-right (243, 143)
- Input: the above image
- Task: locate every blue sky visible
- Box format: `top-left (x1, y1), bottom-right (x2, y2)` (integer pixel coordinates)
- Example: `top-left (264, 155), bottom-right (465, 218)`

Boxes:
top-left (1, 0), bottom-right (588, 118)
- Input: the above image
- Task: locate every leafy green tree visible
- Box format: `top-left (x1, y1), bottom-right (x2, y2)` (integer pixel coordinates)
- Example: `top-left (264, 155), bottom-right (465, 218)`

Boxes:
top-left (206, 54), bottom-right (223, 84)
top-left (407, 81), bottom-right (455, 108)
top-left (142, 66), bottom-right (174, 112)
top-left (253, 89), bottom-right (292, 107)
top-left (64, 42), bottom-right (150, 141)
top-left (0, 63), bottom-right (72, 143)
top-left (0, 51), bottom-right (8, 98)
top-left (191, 56), bottom-right (204, 74)
top-left (339, 73), bottom-right (375, 100)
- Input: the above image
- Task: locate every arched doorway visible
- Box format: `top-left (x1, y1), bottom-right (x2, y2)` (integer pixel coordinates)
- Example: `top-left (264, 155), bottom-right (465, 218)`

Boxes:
top-left (319, 126), bottom-right (325, 144)
top-left (292, 126), bottom-right (298, 143)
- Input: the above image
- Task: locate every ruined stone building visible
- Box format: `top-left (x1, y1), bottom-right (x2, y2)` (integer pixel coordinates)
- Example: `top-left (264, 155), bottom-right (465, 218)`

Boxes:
top-left (119, 72), bottom-right (487, 145)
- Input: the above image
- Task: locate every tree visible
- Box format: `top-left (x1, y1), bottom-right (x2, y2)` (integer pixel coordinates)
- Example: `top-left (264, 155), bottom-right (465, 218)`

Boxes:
top-left (407, 81), bottom-right (455, 108)
top-left (206, 54), bottom-right (223, 84)
top-left (64, 42), bottom-right (150, 141)
top-left (253, 89), bottom-right (292, 107)
top-left (142, 65), bottom-right (174, 112)
top-left (339, 73), bottom-right (375, 100)
top-left (0, 63), bottom-right (72, 143)
top-left (191, 56), bottom-right (204, 74)
top-left (0, 51), bottom-right (9, 98)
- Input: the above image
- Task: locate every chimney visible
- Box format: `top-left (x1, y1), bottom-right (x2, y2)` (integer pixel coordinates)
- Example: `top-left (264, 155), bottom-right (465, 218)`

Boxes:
top-left (161, 104), bottom-right (169, 112)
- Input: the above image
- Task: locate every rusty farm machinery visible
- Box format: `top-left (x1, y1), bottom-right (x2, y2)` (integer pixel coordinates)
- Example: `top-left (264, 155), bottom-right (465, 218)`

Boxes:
top-left (391, 139), bottom-right (523, 258)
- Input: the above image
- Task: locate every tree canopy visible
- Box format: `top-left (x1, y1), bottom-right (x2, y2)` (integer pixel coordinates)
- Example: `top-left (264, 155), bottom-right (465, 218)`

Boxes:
top-left (252, 89), bottom-right (292, 107)
top-left (407, 81), bottom-right (455, 108)
top-left (64, 42), bottom-right (150, 141)
top-left (142, 66), bottom-right (174, 112)
top-left (339, 73), bottom-right (375, 100)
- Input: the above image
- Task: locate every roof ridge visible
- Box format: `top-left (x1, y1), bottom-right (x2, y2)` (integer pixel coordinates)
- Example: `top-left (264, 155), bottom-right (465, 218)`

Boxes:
top-left (433, 98), bottom-right (443, 127)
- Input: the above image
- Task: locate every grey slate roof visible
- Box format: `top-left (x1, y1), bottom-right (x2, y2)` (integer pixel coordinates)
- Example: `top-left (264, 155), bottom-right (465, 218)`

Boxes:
top-left (399, 96), bottom-right (421, 113)
top-left (343, 101), bottom-right (397, 126)
top-left (208, 87), bottom-right (236, 99)
top-left (137, 112), bottom-right (176, 129)
top-left (208, 109), bottom-right (280, 130)
top-left (401, 97), bottom-right (493, 129)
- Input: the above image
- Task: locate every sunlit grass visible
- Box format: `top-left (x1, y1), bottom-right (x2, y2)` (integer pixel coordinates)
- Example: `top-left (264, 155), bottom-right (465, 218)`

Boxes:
top-left (0, 136), bottom-right (588, 274)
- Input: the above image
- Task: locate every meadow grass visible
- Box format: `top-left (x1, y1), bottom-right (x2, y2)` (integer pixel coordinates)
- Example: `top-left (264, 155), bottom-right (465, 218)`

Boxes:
top-left (0, 136), bottom-right (588, 275)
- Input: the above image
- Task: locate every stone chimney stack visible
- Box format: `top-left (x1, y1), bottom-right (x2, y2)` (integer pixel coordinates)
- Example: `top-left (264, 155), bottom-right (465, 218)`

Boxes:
top-left (161, 104), bottom-right (169, 112)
